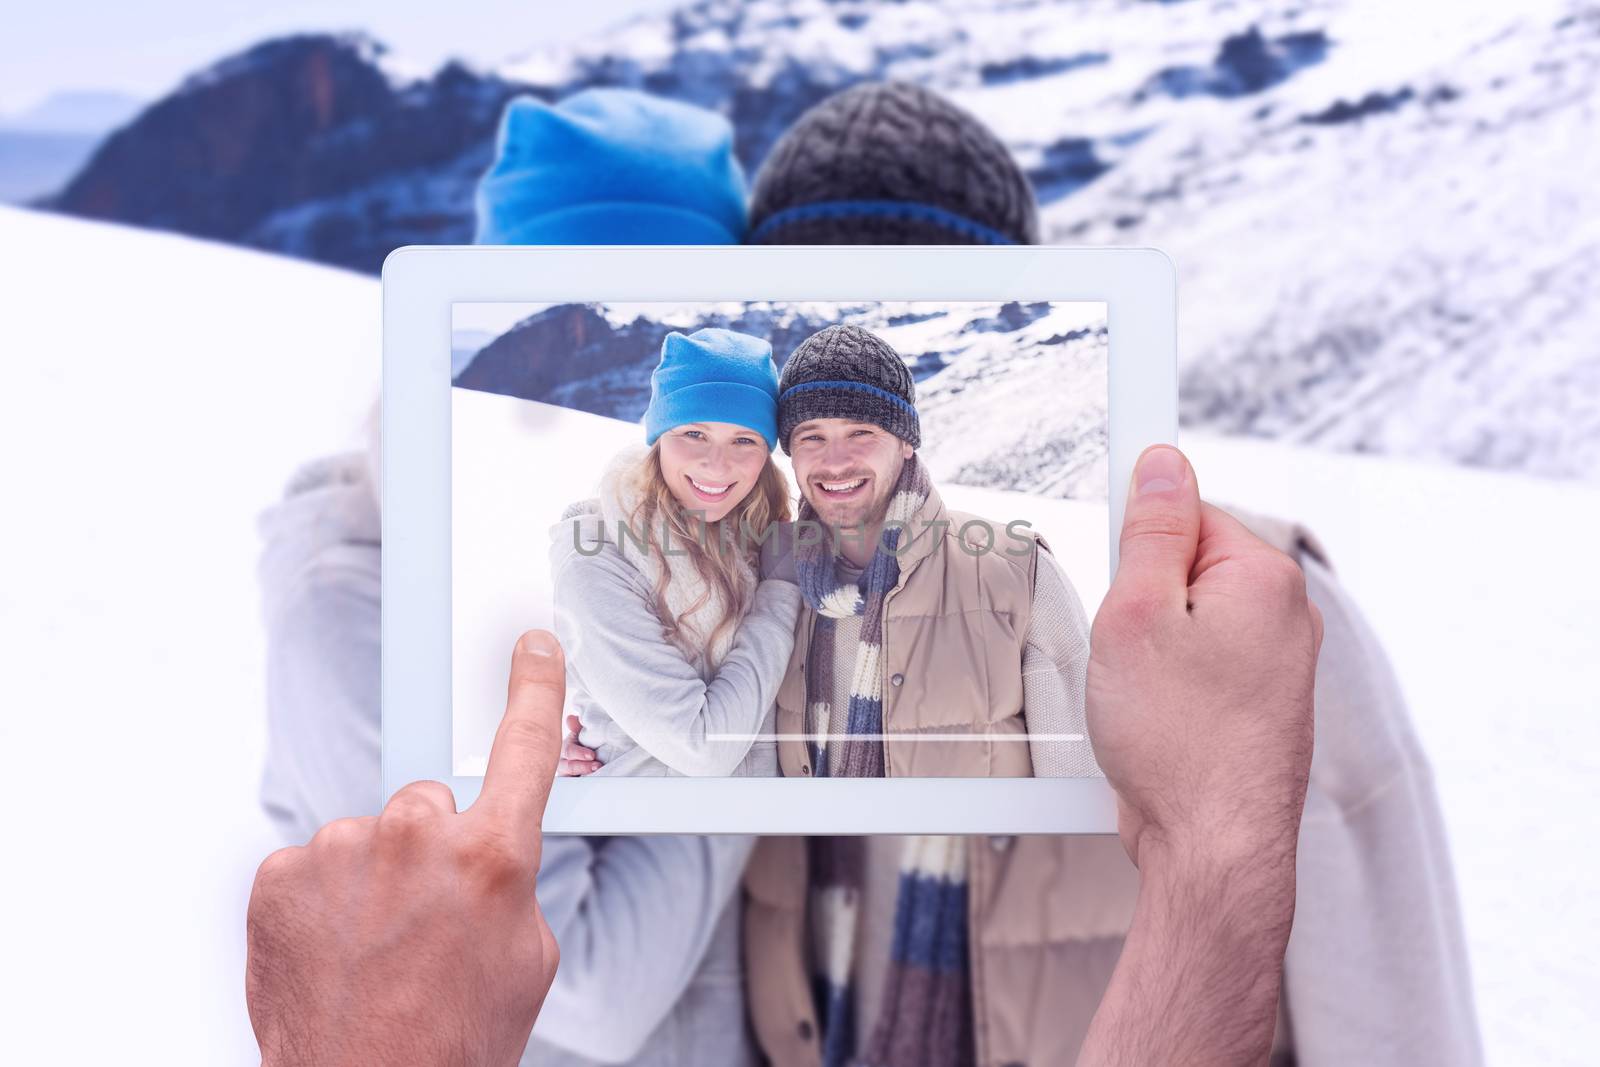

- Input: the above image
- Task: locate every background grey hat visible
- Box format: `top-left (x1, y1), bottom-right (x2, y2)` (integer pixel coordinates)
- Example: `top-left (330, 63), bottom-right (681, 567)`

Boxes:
top-left (777, 324), bottom-right (920, 453)
top-left (747, 81), bottom-right (1040, 246)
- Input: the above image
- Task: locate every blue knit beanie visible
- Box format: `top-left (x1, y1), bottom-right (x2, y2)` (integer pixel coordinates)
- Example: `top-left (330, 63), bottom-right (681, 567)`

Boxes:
top-left (645, 329), bottom-right (780, 450)
top-left (475, 88), bottom-right (747, 245)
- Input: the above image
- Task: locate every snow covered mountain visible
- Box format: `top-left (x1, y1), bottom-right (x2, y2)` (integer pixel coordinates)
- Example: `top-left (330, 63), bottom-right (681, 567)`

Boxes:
top-left (44, 0), bottom-right (1600, 486)
top-left (455, 298), bottom-right (1110, 499)
top-left (49, 36), bottom-right (521, 267)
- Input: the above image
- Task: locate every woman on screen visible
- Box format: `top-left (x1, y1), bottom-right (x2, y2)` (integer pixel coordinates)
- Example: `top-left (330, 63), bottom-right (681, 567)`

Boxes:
top-left (550, 326), bottom-right (800, 776)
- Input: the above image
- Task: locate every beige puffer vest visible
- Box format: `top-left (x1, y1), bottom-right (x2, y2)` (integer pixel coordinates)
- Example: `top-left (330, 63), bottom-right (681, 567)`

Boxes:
top-left (774, 483), bottom-right (1044, 779)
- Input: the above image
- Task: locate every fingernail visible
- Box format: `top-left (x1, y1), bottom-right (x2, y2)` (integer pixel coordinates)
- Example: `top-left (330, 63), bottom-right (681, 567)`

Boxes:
top-left (518, 630), bottom-right (559, 657)
top-left (1135, 446), bottom-right (1186, 497)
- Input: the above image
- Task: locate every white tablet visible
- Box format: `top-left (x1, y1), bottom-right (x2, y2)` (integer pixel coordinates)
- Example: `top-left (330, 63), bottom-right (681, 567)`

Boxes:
top-left (382, 245), bottom-right (1176, 834)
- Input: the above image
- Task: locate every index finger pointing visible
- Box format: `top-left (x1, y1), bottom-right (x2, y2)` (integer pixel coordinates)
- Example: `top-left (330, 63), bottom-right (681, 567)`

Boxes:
top-left (477, 630), bottom-right (566, 838)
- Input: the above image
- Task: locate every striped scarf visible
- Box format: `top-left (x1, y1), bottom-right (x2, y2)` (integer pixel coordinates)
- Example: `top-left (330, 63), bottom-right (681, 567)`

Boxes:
top-left (794, 453), bottom-right (931, 776)
top-left (796, 455), bottom-right (974, 1067)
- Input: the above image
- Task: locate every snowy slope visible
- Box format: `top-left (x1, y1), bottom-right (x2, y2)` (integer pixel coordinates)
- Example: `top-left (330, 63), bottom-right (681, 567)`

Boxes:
top-left (1019, 0), bottom-right (1600, 485)
top-left (495, 0), bottom-right (1600, 486)
top-left (0, 206), bottom-right (379, 1065)
top-left (2, 204), bottom-right (1596, 1062)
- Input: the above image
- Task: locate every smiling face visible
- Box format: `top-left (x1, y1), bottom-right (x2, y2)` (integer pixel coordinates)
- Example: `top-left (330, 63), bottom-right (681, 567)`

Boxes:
top-left (789, 418), bottom-right (914, 530)
top-left (655, 421), bottom-right (771, 523)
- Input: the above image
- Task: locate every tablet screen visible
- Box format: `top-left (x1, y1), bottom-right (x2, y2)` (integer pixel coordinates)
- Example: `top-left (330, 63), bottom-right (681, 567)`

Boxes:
top-left (450, 300), bottom-right (1109, 779)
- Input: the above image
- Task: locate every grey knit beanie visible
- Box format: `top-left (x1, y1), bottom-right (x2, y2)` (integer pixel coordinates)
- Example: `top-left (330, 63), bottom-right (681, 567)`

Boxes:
top-left (777, 325), bottom-right (920, 454)
top-left (748, 82), bottom-right (1039, 246)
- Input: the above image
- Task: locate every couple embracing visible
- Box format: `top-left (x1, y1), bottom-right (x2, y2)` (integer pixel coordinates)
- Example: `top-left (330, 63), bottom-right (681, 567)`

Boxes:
top-left (551, 321), bottom-right (1096, 783)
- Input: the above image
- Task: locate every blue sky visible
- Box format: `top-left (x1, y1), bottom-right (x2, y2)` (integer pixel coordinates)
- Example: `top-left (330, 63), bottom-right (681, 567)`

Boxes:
top-left (1, 0), bottom-right (676, 116)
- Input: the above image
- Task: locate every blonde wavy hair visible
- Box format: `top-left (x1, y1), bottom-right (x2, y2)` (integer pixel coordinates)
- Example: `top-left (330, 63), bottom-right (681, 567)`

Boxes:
top-left (620, 441), bottom-right (792, 657)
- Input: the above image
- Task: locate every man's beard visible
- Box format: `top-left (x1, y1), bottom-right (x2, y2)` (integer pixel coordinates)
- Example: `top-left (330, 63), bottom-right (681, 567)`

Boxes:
top-left (807, 476), bottom-right (894, 538)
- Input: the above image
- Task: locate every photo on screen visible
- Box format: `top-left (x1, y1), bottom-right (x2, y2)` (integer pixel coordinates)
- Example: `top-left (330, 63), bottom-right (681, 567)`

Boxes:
top-left (451, 300), bottom-right (1109, 778)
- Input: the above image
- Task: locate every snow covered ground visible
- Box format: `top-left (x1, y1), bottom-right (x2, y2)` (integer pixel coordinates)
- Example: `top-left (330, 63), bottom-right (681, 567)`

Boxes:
top-left (0, 206), bottom-right (379, 1065)
top-left (2, 204), bottom-right (1596, 1061)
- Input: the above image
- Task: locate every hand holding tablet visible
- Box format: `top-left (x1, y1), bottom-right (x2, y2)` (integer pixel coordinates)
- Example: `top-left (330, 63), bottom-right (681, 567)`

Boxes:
top-left (1089, 445), bottom-right (1323, 871)
top-left (1079, 444), bottom-right (1322, 1064)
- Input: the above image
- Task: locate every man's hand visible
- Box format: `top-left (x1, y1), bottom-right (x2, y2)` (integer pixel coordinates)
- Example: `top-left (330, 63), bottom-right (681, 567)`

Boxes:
top-left (559, 714), bottom-right (602, 776)
top-left (246, 630), bottom-right (568, 1067)
top-left (758, 519), bottom-right (799, 584)
top-left (1079, 445), bottom-right (1323, 1066)
top-left (1090, 443), bottom-right (1322, 871)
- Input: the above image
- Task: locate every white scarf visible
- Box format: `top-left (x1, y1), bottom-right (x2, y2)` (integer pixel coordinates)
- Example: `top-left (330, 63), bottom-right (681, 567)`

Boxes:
top-left (594, 444), bottom-right (758, 674)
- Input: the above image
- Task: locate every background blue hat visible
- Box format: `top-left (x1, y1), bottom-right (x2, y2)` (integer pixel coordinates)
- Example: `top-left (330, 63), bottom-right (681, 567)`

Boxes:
top-left (645, 329), bottom-right (780, 449)
top-left (475, 88), bottom-right (748, 245)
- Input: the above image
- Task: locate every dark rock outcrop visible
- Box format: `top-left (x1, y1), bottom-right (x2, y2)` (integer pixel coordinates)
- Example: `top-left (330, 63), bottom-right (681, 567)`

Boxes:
top-left (51, 35), bottom-right (521, 272)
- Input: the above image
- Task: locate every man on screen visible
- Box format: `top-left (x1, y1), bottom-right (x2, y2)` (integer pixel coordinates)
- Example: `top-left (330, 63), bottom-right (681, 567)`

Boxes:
top-left (768, 321), bottom-right (1095, 780)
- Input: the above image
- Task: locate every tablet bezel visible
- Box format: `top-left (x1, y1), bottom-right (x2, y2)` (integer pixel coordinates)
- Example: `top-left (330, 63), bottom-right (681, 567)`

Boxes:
top-left (382, 245), bottom-right (1176, 834)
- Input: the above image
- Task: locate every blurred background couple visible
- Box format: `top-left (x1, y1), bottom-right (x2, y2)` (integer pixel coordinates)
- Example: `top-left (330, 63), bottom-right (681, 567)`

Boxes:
top-left (261, 79), bottom-right (1479, 1064)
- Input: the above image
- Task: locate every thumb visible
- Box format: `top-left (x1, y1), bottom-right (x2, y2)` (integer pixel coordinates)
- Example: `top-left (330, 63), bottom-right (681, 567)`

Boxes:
top-left (1109, 445), bottom-right (1202, 618)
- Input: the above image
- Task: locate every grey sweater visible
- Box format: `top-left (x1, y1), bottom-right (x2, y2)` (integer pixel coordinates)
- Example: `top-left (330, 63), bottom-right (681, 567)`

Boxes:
top-left (549, 499), bottom-right (802, 777)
